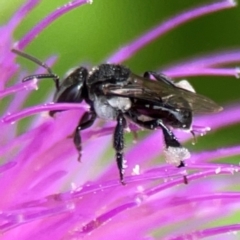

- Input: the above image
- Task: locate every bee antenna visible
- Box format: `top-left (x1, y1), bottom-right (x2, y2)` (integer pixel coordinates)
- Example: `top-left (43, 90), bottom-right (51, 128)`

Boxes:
top-left (12, 49), bottom-right (54, 75)
top-left (12, 49), bottom-right (60, 90)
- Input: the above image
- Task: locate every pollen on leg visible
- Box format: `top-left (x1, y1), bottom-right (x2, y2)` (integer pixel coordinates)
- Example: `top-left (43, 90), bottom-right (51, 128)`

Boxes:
top-left (164, 146), bottom-right (190, 166)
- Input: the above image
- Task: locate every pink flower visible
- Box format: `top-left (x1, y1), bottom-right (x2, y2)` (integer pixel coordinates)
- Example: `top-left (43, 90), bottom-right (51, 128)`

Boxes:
top-left (0, 0), bottom-right (240, 239)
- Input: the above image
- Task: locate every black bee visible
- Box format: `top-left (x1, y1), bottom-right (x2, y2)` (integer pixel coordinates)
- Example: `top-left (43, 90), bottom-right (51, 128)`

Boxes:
top-left (12, 49), bottom-right (222, 185)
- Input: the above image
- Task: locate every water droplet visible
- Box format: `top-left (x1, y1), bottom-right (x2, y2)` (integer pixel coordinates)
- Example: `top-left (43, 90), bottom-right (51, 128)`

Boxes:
top-left (215, 167), bottom-right (221, 174)
top-left (137, 186), bottom-right (144, 192)
top-left (123, 159), bottom-right (128, 169)
top-left (76, 186), bottom-right (83, 192)
top-left (135, 193), bottom-right (147, 205)
top-left (71, 182), bottom-right (77, 191)
top-left (232, 230), bottom-right (238, 235)
top-left (125, 127), bottom-right (130, 132)
top-left (66, 202), bottom-right (76, 210)
top-left (132, 164), bottom-right (140, 175)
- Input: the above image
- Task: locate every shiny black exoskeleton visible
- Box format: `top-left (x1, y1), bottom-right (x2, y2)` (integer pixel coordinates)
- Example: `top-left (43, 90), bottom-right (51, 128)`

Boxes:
top-left (13, 49), bottom-right (222, 185)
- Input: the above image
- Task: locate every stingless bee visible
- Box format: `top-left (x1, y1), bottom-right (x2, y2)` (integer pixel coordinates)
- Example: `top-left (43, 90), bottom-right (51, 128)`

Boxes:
top-left (12, 49), bottom-right (222, 184)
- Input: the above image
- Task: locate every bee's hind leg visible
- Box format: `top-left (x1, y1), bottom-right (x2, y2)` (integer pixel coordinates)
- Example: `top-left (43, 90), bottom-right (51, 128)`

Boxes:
top-left (143, 71), bottom-right (175, 86)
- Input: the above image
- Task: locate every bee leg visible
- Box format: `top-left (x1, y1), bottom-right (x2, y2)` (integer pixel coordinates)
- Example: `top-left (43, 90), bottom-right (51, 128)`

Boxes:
top-left (114, 113), bottom-right (127, 185)
top-left (155, 120), bottom-right (188, 168)
top-left (146, 121), bottom-right (188, 181)
top-left (73, 111), bottom-right (96, 162)
top-left (22, 73), bottom-right (60, 90)
top-left (126, 111), bottom-right (186, 167)
top-left (156, 120), bottom-right (181, 148)
top-left (143, 71), bottom-right (175, 86)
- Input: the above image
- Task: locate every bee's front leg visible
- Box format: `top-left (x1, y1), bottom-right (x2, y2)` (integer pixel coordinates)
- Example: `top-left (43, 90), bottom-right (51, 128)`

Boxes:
top-left (73, 111), bottom-right (96, 162)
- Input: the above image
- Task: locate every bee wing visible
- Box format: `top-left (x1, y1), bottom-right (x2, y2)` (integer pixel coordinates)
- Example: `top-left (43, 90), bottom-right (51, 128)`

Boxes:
top-left (163, 90), bottom-right (223, 113)
top-left (104, 73), bottom-right (222, 114)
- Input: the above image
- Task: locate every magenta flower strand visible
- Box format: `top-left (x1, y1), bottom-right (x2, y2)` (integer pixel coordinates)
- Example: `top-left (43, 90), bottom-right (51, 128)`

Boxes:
top-left (163, 49), bottom-right (240, 78)
top-left (0, 0), bottom-right (240, 239)
top-left (0, 80), bottom-right (38, 100)
top-left (107, 0), bottom-right (236, 63)
top-left (16, 0), bottom-right (92, 50)
top-left (1, 103), bottom-right (88, 124)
